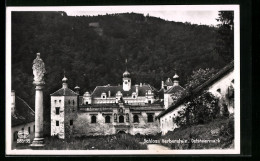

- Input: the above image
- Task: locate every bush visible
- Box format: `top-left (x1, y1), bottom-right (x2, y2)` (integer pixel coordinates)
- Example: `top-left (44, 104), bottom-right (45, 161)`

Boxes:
top-left (13, 133), bottom-right (148, 150)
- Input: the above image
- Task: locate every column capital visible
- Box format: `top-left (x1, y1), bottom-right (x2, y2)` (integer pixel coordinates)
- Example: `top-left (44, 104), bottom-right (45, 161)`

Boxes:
top-left (33, 81), bottom-right (45, 86)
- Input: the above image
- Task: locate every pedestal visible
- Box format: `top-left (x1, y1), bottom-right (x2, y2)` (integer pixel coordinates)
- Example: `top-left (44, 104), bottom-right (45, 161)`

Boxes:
top-left (30, 82), bottom-right (45, 148)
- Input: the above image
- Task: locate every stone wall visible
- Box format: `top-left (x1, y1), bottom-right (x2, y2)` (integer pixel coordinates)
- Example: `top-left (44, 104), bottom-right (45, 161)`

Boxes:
top-left (12, 121), bottom-right (35, 148)
top-left (50, 96), bottom-right (65, 138)
top-left (160, 105), bottom-right (185, 135)
top-left (73, 109), bottom-right (161, 136)
top-left (159, 69), bottom-right (234, 135)
top-left (64, 96), bottom-right (78, 138)
top-left (208, 70), bottom-right (234, 114)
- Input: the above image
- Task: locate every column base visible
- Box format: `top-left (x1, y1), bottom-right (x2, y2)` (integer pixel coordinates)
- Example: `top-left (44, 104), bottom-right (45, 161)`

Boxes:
top-left (30, 138), bottom-right (45, 148)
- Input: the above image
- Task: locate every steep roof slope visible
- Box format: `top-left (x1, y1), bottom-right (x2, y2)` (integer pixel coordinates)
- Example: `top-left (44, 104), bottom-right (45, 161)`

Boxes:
top-left (12, 96), bottom-right (35, 127)
top-left (91, 85), bottom-right (154, 97)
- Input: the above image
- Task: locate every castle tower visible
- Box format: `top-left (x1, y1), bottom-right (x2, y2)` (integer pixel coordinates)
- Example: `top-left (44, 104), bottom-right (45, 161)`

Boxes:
top-left (173, 73), bottom-right (180, 86)
top-left (122, 59), bottom-right (131, 91)
top-left (123, 70), bottom-right (131, 91)
top-left (50, 76), bottom-right (78, 139)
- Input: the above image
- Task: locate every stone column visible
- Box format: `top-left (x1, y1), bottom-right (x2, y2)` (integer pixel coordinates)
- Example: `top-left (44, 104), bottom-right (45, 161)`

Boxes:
top-left (30, 53), bottom-right (46, 147)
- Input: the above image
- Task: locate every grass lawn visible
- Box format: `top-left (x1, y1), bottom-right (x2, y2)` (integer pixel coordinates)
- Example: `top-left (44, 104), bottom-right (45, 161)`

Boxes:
top-left (13, 133), bottom-right (151, 150)
top-left (161, 116), bottom-right (234, 149)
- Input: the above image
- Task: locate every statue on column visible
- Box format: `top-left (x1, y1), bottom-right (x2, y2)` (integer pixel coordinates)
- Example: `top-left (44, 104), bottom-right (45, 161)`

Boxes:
top-left (32, 53), bottom-right (46, 84)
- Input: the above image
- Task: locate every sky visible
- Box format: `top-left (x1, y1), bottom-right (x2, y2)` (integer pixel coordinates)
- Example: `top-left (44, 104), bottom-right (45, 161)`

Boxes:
top-left (64, 6), bottom-right (220, 26)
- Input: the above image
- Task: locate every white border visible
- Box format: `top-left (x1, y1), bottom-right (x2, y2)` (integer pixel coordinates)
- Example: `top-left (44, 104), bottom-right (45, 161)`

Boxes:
top-left (6, 5), bottom-right (240, 155)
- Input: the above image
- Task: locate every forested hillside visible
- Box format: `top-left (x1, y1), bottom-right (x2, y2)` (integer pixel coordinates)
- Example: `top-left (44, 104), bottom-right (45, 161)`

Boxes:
top-left (11, 11), bottom-right (232, 114)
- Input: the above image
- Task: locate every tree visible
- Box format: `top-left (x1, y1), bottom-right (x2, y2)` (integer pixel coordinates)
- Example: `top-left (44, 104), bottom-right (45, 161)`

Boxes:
top-left (185, 68), bottom-right (217, 90)
top-left (175, 91), bottom-right (219, 127)
top-left (215, 11), bottom-right (234, 63)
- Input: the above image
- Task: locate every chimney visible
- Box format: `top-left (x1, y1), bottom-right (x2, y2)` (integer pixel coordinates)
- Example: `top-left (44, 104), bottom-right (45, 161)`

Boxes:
top-left (108, 91), bottom-right (111, 97)
top-left (11, 90), bottom-right (15, 114)
top-left (74, 86), bottom-right (80, 94)
top-left (135, 85), bottom-right (139, 96)
top-left (140, 83), bottom-right (142, 87)
top-left (161, 81), bottom-right (164, 89)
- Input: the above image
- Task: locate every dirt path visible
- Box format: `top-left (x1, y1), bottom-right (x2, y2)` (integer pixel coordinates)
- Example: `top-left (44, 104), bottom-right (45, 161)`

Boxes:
top-left (147, 144), bottom-right (171, 150)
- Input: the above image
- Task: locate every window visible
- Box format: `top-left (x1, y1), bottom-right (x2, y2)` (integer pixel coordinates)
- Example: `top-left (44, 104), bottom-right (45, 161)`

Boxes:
top-left (56, 121), bottom-right (59, 126)
top-left (148, 114), bottom-right (154, 122)
top-left (148, 100), bottom-right (151, 104)
top-left (86, 101), bottom-right (88, 105)
top-left (56, 107), bottom-right (60, 115)
top-left (21, 128), bottom-right (24, 131)
top-left (73, 100), bottom-right (75, 105)
top-left (59, 100), bottom-right (61, 103)
top-left (114, 113), bottom-right (117, 122)
top-left (70, 120), bottom-right (73, 126)
top-left (91, 115), bottom-right (96, 123)
top-left (28, 127), bottom-right (31, 134)
top-left (54, 100), bottom-right (57, 103)
top-left (105, 116), bottom-right (110, 123)
top-left (103, 96), bottom-right (105, 98)
top-left (68, 100), bottom-right (70, 104)
top-left (133, 95), bottom-right (136, 98)
top-left (217, 88), bottom-right (221, 93)
top-left (133, 115), bottom-right (139, 123)
top-left (33, 125), bottom-right (35, 132)
top-left (125, 81), bottom-right (127, 84)
top-left (126, 113), bottom-right (129, 122)
top-left (128, 80), bottom-right (130, 82)
top-left (119, 115), bottom-right (124, 123)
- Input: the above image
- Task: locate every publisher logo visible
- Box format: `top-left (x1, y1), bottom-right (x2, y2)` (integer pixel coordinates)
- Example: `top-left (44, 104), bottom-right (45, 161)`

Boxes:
top-left (17, 130), bottom-right (30, 143)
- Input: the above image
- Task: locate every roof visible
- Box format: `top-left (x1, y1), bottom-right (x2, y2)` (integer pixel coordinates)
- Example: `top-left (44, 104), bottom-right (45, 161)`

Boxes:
top-left (156, 61), bottom-right (234, 119)
top-left (51, 87), bottom-right (78, 96)
top-left (165, 85), bottom-right (185, 94)
top-left (164, 78), bottom-right (173, 86)
top-left (12, 96), bottom-right (35, 127)
top-left (91, 85), bottom-right (154, 97)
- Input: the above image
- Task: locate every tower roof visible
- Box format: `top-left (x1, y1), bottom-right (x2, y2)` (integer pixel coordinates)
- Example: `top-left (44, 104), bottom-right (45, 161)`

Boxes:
top-left (164, 78), bottom-right (173, 86)
top-left (50, 75), bottom-right (78, 96)
top-left (12, 96), bottom-right (35, 127)
top-left (123, 70), bottom-right (130, 78)
top-left (173, 73), bottom-right (179, 79)
top-left (50, 88), bottom-right (78, 96)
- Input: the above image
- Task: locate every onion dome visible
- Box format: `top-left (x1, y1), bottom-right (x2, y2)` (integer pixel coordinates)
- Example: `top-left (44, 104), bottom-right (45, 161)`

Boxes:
top-left (173, 73), bottom-right (179, 80)
top-left (62, 76), bottom-right (68, 82)
top-left (74, 86), bottom-right (80, 90)
top-left (84, 91), bottom-right (91, 97)
top-left (123, 70), bottom-right (130, 78)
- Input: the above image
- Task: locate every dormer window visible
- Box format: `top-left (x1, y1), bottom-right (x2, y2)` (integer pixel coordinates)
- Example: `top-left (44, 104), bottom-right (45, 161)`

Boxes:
top-left (132, 92), bottom-right (137, 98)
top-left (101, 92), bottom-right (107, 99)
top-left (217, 88), bottom-right (221, 93)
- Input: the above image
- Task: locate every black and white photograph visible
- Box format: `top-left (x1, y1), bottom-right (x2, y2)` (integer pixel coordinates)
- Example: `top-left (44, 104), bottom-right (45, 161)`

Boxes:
top-left (6, 5), bottom-right (240, 155)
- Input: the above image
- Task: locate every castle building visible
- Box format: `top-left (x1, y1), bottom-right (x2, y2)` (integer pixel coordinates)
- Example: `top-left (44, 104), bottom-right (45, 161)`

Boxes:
top-left (82, 70), bottom-right (156, 105)
top-left (11, 91), bottom-right (35, 146)
top-left (50, 70), bottom-right (168, 138)
top-left (50, 76), bottom-right (78, 139)
top-left (157, 62), bottom-right (235, 135)
top-left (158, 74), bottom-right (185, 109)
